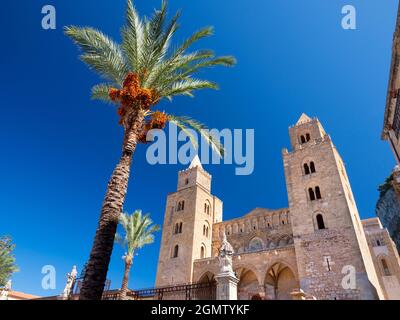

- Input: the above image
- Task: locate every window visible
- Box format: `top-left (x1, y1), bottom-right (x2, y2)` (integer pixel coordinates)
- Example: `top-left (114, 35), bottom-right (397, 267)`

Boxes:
top-left (315, 186), bottom-right (322, 199)
top-left (185, 178), bottom-right (189, 185)
top-left (393, 89), bottom-right (400, 138)
top-left (310, 161), bottom-right (316, 173)
top-left (173, 245), bottom-right (179, 258)
top-left (382, 259), bottom-right (391, 276)
top-left (204, 202), bottom-right (211, 215)
top-left (316, 214), bottom-right (326, 230)
top-left (300, 135), bottom-right (306, 144)
top-left (200, 246), bottom-right (205, 259)
top-left (177, 201), bottom-right (185, 211)
top-left (306, 133), bottom-right (311, 141)
top-left (174, 222), bottom-right (183, 234)
top-left (308, 188), bottom-right (316, 201)
top-left (304, 163), bottom-right (310, 175)
top-left (376, 239), bottom-right (381, 246)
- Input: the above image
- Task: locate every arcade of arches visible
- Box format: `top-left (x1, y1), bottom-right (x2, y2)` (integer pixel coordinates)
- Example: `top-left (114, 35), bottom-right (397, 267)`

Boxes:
top-left (197, 262), bottom-right (299, 300)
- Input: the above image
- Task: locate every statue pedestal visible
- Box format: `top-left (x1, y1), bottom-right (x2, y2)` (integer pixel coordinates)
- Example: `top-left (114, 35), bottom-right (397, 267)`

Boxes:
top-left (215, 270), bottom-right (239, 300)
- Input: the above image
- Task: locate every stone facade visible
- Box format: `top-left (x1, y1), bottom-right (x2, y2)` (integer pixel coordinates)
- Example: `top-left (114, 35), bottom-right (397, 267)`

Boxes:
top-left (363, 218), bottom-right (400, 300)
top-left (382, 2), bottom-right (400, 164)
top-left (376, 167), bottom-right (400, 253)
top-left (155, 114), bottom-right (400, 300)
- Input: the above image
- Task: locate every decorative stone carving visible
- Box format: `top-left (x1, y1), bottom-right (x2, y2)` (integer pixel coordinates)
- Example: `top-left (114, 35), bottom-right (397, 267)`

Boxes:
top-left (218, 232), bottom-right (234, 274)
top-left (61, 265), bottom-right (77, 300)
top-left (216, 233), bottom-right (239, 300)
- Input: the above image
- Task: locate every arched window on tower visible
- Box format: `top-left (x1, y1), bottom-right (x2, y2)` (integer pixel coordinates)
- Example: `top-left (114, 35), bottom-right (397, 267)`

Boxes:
top-left (177, 201), bottom-right (185, 211)
top-left (174, 223), bottom-right (179, 234)
top-left (381, 259), bottom-right (391, 276)
top-left (203, 225), bottom-right (206, 236)
top-left (304, 163), bottom-right (310, 175)
top-left (316, 214), bottom-right (326, 230)
top-left (200, 245), bottom-right (205, 259)
top-left (315, 186), bottom-right (322, 199)
top-left (173, 245), bottom-right (179, 258)
top-left (310, 161), bottom-right (316, 173)
top-left (300, 135), bottom-right (306, 144)
top-left (308, 188), bottom-right (316, 201)
top-left (179, 222), bottom-right (183, 233)
top-left (306, 133), bottom-right (311, 141)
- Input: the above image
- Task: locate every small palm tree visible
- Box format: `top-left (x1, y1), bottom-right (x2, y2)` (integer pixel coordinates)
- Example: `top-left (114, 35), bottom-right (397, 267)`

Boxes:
top-left (0, 236), bottom-right (18, 287)
top-left (115, 210), bottom-right (160, 300)
top-left (65, 0), bottom-right (235, 299)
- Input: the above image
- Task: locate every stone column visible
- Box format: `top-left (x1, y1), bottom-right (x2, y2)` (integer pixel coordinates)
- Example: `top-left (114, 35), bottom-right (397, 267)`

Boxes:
top-left (215, 270), bottom-right (239, 300)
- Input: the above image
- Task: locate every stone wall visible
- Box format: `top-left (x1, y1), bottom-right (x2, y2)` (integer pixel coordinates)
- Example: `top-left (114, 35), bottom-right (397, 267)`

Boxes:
top-left (376, 173), bottom-right (400, 253)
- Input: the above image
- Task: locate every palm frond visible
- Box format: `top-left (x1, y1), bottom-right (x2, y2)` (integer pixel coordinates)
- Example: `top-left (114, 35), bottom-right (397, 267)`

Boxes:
top-left (91, 83), bottom-right (115, 103)
top-left (121, 0), bottom-right (145, 72)
top-left (161, 79), bottom-right (218, 98)
top-left (168, 114), bottom-right (224, 157)
top-left (64, 26), bottom-right (127, 84)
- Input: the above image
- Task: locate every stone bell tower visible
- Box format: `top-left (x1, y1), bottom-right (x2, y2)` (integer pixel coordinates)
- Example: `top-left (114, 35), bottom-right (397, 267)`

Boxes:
top-left (282, 113), bottom-right (384, 300)
top-left (155, 156), bottom-right (223, 287)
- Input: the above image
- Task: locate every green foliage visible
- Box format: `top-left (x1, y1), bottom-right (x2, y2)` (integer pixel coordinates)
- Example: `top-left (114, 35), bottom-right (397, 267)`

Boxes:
top-left (378, 174), bottom-right (394, 198)
top-left (115, 210), bottom-right (160, 257)
top-left (0, 236), bottom-right (18, 287)
top-left (65, 0), bottom-right (236, 157)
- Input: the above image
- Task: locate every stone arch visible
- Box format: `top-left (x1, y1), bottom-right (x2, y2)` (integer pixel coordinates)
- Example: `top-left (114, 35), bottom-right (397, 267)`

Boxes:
top-left (268, 238), bottom-right (278, 249)
top-left (235, 267), bottom-right (263, 300)
top-left (200, 243), bottom-right (207, 259)
top-left (277, 235), bottom-right (291, 247)
top-left (248, 237), bottom-right (264, 251)
top-left (264, 262), bottom-right (299, 300)
top-left (377, 254), bottom-right (392, 276)
top-left (204, 199), bottom-right (212, 215)
top-left (203, 220), bottom-right (211, 238)
top-left (272, 213), bottom-right (280, 227)
top-left (198, 271), bottom-right (215, 283)
top-left (312, 210), bottom-right (328, 230)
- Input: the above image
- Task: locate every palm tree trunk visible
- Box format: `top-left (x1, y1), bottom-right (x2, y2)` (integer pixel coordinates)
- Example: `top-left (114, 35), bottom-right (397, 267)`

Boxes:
top-left (79, 110), bottom-right (145, 300)
top-left (119, 256), bottom-right (133, 300)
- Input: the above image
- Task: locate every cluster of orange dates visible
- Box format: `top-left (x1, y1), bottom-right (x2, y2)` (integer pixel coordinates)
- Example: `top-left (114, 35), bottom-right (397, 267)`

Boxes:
top-left (108, 72), bottom-right (167, 143)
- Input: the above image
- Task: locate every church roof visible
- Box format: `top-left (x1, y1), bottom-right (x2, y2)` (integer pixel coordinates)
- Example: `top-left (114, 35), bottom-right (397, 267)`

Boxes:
top-left (296, 113), bottom-right (312, 125)
top-left (189, 154), bottom-right (203, 169)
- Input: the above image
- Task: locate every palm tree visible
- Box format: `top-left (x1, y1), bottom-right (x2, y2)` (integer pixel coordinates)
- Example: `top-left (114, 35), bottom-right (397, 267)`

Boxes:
top-left (65, 0), bottom-right (235, 300)
top-left (115, 210), bottom-right (160, 300)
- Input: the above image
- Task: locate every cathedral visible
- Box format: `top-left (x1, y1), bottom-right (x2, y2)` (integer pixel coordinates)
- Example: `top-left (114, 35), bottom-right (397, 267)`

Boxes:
top-left (155, 114), bottom-right (400, 300)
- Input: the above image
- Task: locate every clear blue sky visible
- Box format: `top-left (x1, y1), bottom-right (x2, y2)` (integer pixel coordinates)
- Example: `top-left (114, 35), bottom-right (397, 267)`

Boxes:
top-left (0, 0), bottom-right (397, 296)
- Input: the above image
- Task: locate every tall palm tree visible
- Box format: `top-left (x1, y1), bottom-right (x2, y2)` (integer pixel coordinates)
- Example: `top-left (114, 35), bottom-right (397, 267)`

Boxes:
top-left (65, 0), bottom-right (235, 299)
top-left (115, 210), bottom-right (160, 300)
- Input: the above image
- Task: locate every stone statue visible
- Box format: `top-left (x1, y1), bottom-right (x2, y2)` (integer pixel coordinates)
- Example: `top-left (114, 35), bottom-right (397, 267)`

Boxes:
top-left (61, 265), bottom-right (77, 300)
top-left (218, 232), bottom-right (234, 274)
top-left (0, 280), bottom-right (12, 300)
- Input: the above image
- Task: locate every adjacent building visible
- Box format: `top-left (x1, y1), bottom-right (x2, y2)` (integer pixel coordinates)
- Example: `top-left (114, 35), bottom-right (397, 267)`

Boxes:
top-left (382, 3), bottom-right (400, 163)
